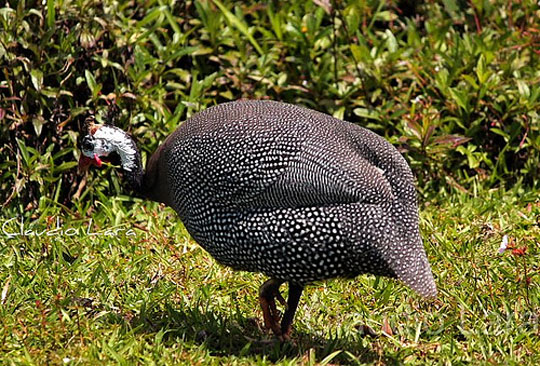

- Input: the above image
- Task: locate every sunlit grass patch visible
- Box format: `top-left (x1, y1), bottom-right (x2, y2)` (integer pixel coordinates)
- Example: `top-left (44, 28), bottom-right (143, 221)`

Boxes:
top-left (1, 188), bottom-right (538, 364)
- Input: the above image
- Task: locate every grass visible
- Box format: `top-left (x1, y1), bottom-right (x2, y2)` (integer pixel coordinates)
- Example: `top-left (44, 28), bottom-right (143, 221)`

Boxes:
top-left (1, 186), bottom-right (538, 365)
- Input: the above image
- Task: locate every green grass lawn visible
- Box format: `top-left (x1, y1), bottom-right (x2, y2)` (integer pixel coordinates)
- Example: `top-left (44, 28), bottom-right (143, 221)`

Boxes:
top-left (1, 187), bottom-right (538, 365)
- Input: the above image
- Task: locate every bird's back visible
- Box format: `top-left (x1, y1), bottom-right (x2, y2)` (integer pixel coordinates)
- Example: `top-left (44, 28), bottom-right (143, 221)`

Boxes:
top-left (156, 100), bottom-right (436, 297)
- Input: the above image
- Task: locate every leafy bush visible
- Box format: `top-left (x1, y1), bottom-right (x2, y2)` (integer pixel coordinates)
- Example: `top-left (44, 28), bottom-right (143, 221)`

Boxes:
top-left (1, 0), bottom-right (539, 211)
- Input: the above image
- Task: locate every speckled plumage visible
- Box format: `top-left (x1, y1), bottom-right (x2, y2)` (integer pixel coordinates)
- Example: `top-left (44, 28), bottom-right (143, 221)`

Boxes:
top-left (156, 100), bottom-right (436, 297)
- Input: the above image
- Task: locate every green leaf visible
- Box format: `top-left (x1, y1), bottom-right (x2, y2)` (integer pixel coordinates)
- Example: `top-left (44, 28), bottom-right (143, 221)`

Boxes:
top-left (449, 88), bottom-right (470, 112)
top-left (476, 55), bottom-right (490, 84)
top-left (350, 43), bottom-right (371, 63)
top-left (320, 350), bottom-right (343, 365)
top-left (137, 6), bottom-right (166, 28)
top-left (333, 107), bottom-right (345, 120)
top-left (344, 4), bottom-right (361, 32)
top-left (32, 117), bottom-right (43, 137)
top-left (385, 29), bottom-right (398, 53)
top-left (85, 70), bottom-right (101, 99)
top-left (462, 74), bottom-right (478, 90)
top-left (30, 69), bottom-right (43, 91)
top-left (163, 46), bottom-right (199, 63)
top-left (442, 0), bottom-right (460, 19)
top-left (353, 108), bottom-right (381, 120)
top-left (267, 4), bottom-right (283, 40)
top-left (46, 0), bottom-right (55, 28)
top-left (163, 7), bottom-right (182, 38)
top-left (53, 162), bottom-right (78, 172)
top-left (516, 80), bottom-right (530, 99)
top-left (16, 138), bottom-right (29, 165)
top-left (212, 0), bottom-right (264, 56)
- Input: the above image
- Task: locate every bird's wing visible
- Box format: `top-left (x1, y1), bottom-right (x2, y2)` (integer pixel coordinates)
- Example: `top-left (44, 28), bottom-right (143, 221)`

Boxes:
top-left (343, 123), bottom-right (417, 204)
top-left (167, 101), bottom-right (411, 211)
top-left (247, 135), bottom-right (395, 209)
top-left (185, 124), bottom-right (393, 208)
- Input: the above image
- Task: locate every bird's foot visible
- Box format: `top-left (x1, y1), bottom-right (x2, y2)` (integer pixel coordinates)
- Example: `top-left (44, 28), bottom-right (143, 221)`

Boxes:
top-left (259, 278), bottom-right (286, 338)
top-left (258, 279), bottom-right (304, 341)
top-left (279, 324), bottom-right (293, 341)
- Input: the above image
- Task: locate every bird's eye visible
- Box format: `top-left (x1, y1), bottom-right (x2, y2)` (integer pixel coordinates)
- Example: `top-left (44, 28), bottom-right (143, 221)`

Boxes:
top-left (82, 136), bottom-right (95, 151)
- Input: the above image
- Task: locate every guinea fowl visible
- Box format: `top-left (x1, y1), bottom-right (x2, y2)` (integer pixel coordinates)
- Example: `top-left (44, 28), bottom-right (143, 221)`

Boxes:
top-left (79, 100), bottom-right (437, 339)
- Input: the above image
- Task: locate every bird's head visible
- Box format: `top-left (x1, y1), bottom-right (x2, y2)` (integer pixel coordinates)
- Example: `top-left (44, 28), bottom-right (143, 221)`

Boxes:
top-left (78, 123), bottom-right (138, 174)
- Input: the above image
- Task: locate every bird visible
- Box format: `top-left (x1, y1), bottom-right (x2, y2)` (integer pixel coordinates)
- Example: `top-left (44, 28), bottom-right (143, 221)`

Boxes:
top-left (78, 100), bottom-right (437, 340)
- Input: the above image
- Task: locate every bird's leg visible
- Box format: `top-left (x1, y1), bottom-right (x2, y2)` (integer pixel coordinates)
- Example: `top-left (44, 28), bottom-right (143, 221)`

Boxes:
top-left (280, 283), bottom-right (304, 340)
top-left (259, 278), bottom-right (285, 337)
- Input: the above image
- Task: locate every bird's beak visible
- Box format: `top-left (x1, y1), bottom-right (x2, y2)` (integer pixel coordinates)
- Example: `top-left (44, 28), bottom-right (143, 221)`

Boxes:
top-left (78, 154), bottom-right (103, 174)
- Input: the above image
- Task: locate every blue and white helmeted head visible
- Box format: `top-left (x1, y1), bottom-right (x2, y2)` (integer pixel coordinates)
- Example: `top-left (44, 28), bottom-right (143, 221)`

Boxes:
top-left (79, 123), bottom-right (143, 192)
top-left (80, 124), bottom-right (138, 172)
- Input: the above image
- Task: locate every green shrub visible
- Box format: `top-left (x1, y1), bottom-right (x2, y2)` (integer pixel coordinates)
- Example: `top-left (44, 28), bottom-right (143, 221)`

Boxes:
top-left (1, 0), bottom-right (539, 212)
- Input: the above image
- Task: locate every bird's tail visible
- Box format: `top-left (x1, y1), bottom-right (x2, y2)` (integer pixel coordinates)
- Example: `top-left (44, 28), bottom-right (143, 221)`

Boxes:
top-left (383, 202), bottom-right (438, 298)
top-left (392, 245), bottom-right (437, 298)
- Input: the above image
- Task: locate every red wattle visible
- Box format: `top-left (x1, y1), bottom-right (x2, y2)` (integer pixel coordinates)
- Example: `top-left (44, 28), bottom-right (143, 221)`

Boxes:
top-left (93, 154), bottom-right (103, 167)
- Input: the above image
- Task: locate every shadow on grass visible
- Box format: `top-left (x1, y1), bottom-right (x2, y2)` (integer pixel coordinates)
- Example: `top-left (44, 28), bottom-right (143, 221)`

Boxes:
top-left (125, 303), bottom-right (401, 365)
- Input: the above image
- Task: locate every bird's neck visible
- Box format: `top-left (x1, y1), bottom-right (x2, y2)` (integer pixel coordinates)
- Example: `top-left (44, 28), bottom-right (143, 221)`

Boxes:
top-left (122, 149), bottom-right (144, 193)
top-left (117, 133), bottom-right (167, 204)
top-left (105, 126), bottom-right (168, 204)
top-left (107, 128), bottom-right (144, 194)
